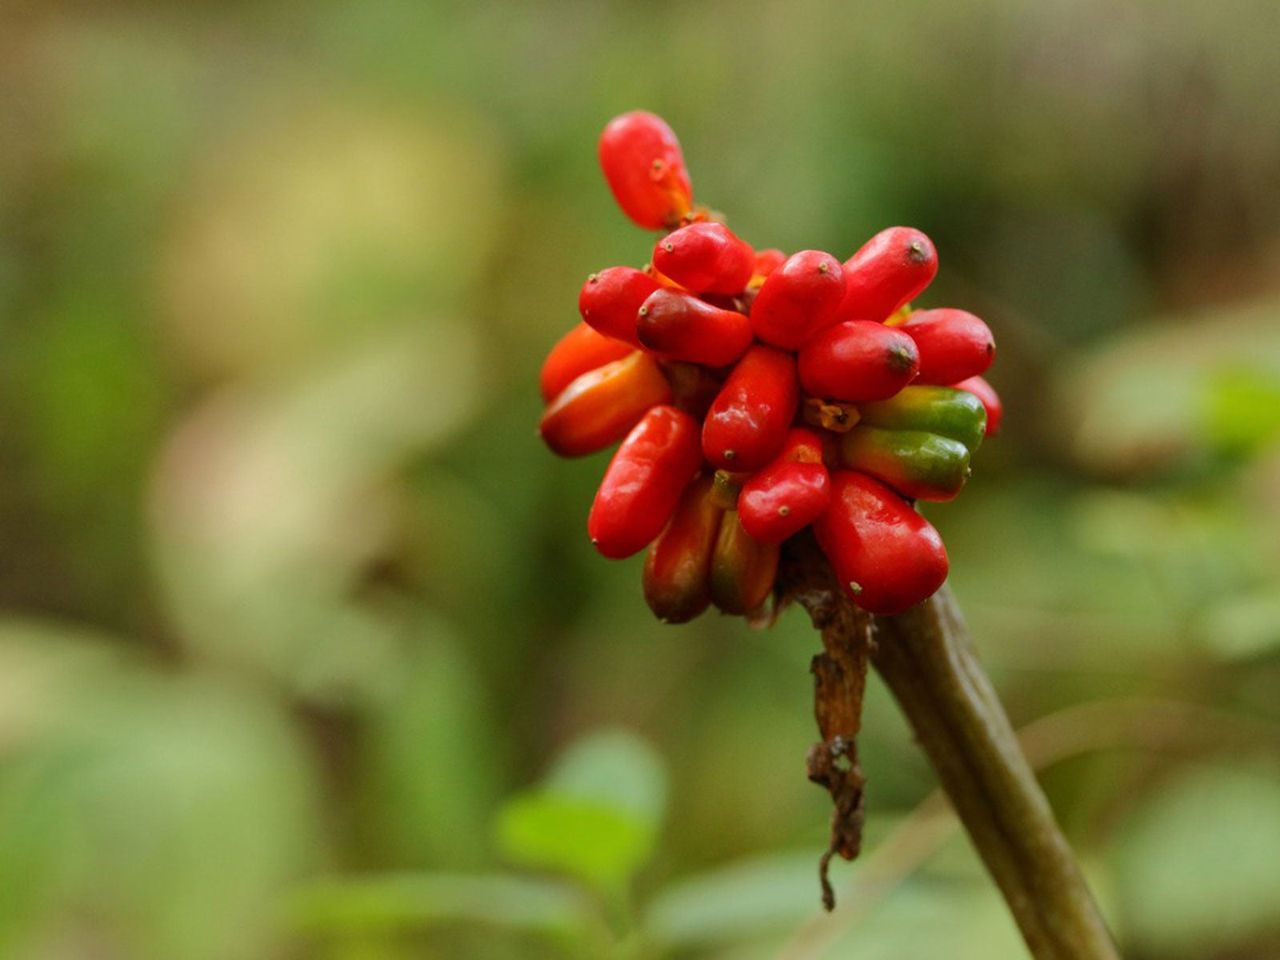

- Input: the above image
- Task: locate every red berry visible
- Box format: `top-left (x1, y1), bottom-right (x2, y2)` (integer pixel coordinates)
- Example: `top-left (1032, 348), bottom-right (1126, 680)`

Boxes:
top-left (951, 375), bottom-right (1003, 435)
top-left (539, 352), bottom-right (672, 458)
top-left (540, 322), bottom-right (635, 402)
top-left (578, 267), bottom-right (658, 346)
top-left (752, 248), bottom-right (787, 279)
top-left (659, 360), bottom-right (725, 419)
top-left (636, 288), bottom-right (753, 367)
top-left (738, 427), bottom-right (831, 542)
top-left (739, 458), bottom-right (831, 543)
top-left (749, 250), bottom-right (846, 350)
top-left (898, 308), bottom-right (995, 384)
top-left (652, 222), bottom-right (754, 294)
top-left (702, 345), bottom-right (799, 471)
top-left (797, 320), bottom-right (920, 403)
top-left (835, 227), bottom-right (938, 323)
top-left (589, 405), bottom-right (703, 558)
top-left (708, 509), bottom-right (780, 615)
top-left (775, 425), bottom-right (826, 464)
top-left (598, 111), bottom-right (694, 230)
top-left (643, 473), bottom-right (723, 623)
top-left (814, 471), bottom-right (949, 615)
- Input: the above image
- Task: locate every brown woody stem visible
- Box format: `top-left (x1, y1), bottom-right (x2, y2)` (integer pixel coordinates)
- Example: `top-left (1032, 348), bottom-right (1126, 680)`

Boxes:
top-left (782, 539), bottom-right (1120, 959)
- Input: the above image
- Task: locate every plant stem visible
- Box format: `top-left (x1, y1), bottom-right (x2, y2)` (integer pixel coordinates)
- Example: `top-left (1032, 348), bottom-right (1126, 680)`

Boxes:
top-left (779, 535), bottom-right (1119, 959)
top-left (872, 584), bottom-right (1121, 960)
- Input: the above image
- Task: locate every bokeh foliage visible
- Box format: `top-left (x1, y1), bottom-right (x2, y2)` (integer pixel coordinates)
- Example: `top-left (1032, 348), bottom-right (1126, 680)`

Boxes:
top-left (1, 1), bottom-right (1279, 957)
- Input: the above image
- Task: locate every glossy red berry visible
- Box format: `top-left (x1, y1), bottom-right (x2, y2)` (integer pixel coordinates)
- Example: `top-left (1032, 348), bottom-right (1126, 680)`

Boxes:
top-left (540, 322), bottom-right (636, 402)
top-left (798, 320), bottom-right (921, 403)
top-left (589, 405), bottom-right (703, 559)
top-left (898, 308), bottom-right (995, 385)
top-left (652, 222), bottom-right (754, 294)
top-left (749, 250), bottom-right (846, 350)
top-left (952, 375), bottom-right (1003, 435)
top-left (702, 345), bottom-right (799, 471)
top-left (814, 471), bottom-right (949, 615)
top-left (578, 267), bottom-right (658, 346)
top-left (738, 458), bottom-right (831, 544)
top-left (835, 227), bottom-right (938, 324)
top-left (636, 289), bottom-right (753, 367)
top-left (598, 111), bottom-right (694, 230)
top-left (539, 352), bottom-right (672, 458)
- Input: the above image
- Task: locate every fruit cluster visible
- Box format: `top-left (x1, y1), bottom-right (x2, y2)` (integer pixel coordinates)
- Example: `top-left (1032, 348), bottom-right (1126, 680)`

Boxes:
top-left (540, 111), bottom-right (1002, 620)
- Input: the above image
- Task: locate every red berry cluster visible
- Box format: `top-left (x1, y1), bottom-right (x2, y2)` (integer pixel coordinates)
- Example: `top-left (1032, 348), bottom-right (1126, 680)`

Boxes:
top-left (540, 111), bottom-right (1002, 620)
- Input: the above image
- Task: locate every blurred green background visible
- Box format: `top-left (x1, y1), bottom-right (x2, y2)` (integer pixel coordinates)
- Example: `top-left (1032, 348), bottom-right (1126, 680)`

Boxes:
top-left (2, 2), bottom-right (1279, 958)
